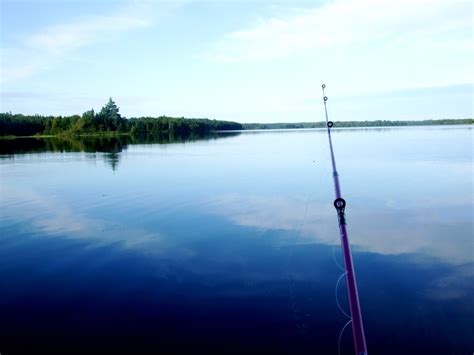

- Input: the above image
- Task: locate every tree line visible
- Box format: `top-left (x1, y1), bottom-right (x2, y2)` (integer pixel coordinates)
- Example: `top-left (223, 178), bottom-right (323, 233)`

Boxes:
top-left (242, 119), bottom-right (473, 130)
top-left (1, 98), bottom-right (471, 137)
top-left (0, 98), bottom-right (242, 137)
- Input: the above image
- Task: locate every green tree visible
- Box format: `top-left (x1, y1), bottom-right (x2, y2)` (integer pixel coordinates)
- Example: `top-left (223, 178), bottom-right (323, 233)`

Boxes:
top-left (81, 109), bottom-right (96, 131)
top-left (98, 98), bottom-right (122, 131)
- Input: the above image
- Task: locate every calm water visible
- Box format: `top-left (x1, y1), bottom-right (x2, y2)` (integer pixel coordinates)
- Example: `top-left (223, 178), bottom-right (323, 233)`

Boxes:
top-left (0, 127), bottom-right (472, 354)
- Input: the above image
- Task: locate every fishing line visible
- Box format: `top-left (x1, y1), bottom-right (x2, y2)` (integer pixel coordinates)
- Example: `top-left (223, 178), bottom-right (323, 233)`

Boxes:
top-left (321, 84), bottom-right (368, 355)
top-left (335, 271), bottom-right (351, 319)
top-left (338, 319), bottom-right (353, 355)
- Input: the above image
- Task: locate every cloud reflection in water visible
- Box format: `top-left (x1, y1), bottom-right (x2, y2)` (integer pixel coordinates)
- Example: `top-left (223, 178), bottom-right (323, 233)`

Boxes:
top-left (206, 193), bottom-right (473, 266)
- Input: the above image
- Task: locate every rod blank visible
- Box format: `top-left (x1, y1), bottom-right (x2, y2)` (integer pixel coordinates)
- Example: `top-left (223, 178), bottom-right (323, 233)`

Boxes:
top-left (321, 84), bottom-right (368, 355)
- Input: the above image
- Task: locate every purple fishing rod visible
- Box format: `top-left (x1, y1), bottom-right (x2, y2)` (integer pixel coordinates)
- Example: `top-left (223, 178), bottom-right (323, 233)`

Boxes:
top-left (321, 84), bottom-right (368, 355)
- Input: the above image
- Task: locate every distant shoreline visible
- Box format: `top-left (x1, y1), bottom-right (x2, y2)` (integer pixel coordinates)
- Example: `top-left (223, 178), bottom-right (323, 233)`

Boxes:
top-left (241, 119), bottom-right (473, 130)
top-left (2, 99), bottom-right (471, 138)
top-left (0, 117), bottom-right (471, 139)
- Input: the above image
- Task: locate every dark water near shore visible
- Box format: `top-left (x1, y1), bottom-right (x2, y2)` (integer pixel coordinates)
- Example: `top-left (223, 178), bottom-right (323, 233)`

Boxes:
top-left (0, 126), bottom-right (472, 354)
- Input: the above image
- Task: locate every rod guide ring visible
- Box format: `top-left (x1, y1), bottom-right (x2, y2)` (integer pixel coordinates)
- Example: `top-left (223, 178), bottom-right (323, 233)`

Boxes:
top-left (334, 198), bottom-right (346, 210)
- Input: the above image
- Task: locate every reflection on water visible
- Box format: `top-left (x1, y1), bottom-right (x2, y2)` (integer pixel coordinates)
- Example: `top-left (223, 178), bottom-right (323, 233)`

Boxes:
top-left (0, 126), bottom-right (472, 354)
top-left (0, 132), bottom-right (240, 170)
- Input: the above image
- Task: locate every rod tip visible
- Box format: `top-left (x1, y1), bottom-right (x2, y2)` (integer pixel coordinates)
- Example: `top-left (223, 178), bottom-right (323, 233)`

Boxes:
top-left (322, 84), bottom-right (326, 89)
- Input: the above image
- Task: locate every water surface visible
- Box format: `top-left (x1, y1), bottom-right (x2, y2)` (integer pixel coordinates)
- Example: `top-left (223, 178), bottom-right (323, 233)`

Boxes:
top-left (0, 127), bottom-right (472, 354)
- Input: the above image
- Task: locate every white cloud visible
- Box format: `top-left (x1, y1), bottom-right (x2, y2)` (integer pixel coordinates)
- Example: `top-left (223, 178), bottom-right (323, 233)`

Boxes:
top-left (1, 3), bottom-right (153, 84)
top-left (26, 15), bottom-right (150, 55)
top-left (206, 0), bottom-right (472, 106)
top-left (212, 0), bottom-right (472, 62)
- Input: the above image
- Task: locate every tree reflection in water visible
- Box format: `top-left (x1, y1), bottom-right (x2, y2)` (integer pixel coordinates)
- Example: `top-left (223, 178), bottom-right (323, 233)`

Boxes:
top-left (0, 132), bottom-right (241, 171)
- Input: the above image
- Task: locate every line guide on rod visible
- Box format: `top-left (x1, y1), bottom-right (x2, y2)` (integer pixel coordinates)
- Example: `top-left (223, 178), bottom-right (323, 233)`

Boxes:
top-left (321, 84), bottom-right (368, 355)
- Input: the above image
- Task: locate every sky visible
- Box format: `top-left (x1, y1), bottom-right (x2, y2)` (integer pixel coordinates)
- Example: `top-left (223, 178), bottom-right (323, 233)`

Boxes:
top-left (0, 0), bottom-right (472, 123)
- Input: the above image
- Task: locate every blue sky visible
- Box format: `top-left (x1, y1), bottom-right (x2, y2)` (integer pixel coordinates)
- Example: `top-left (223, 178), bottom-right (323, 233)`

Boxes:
top-left (0, 0), bottom-right (472, 122)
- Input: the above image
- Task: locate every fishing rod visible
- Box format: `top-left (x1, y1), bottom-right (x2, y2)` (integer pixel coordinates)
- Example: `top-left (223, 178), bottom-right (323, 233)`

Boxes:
top-left (321, 84), bottom-right (368, 355)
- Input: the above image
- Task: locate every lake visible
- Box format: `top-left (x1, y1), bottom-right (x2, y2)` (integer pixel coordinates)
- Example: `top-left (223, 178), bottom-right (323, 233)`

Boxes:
top-left (0, 126), bottom-right (472, 354)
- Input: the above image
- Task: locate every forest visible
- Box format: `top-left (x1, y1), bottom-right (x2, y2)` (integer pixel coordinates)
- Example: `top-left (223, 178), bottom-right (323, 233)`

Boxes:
top-left (0, 98), bottom-right (242, 137)
top-left (0, 98), bottom-right (471, 137)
